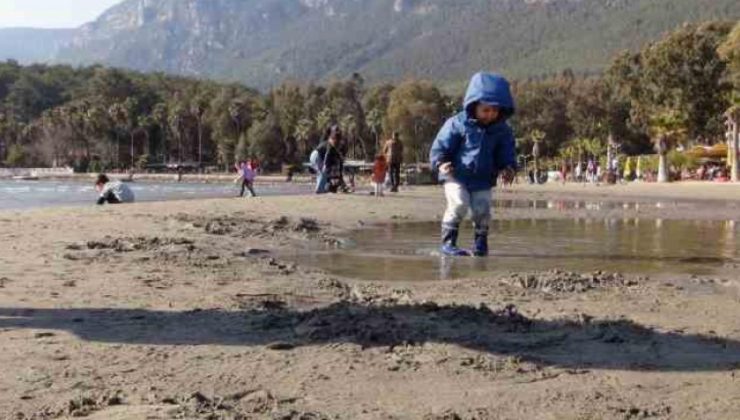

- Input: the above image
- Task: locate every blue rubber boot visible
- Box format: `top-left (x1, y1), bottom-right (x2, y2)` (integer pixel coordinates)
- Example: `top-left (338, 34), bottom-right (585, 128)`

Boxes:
top-left (473, 232), bottom-right (489, 257)
top-left (440, 227), bottom-right (470, 257)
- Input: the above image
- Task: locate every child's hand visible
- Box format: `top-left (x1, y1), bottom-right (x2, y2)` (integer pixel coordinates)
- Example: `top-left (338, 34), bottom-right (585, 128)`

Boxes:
top-left (439, 162), bottom-right (453, 175)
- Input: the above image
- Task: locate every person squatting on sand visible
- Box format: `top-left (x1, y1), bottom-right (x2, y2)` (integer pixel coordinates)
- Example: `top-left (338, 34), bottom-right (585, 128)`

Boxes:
top-left (429, 72), bottom-right (517, 257)
top-left (95, 174), bottom-right (135, 205)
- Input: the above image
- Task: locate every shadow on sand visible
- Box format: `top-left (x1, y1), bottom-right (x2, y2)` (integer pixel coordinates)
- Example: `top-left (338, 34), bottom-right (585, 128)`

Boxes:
top-left (1, 302), bottom-right (739, 372)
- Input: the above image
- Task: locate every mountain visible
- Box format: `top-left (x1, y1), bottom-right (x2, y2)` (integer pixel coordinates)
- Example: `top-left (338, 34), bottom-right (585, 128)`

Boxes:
top-left (15, 0), bottom-right (740, 88)
top-left (0, 28), bottom-right (75, 64)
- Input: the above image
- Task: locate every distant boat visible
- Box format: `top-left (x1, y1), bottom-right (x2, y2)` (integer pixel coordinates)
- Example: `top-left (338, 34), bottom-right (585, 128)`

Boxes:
top-left (12, 175), bottom-right (39, 181)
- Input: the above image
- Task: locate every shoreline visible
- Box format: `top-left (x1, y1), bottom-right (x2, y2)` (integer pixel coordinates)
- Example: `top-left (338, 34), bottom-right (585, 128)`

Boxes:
top-left (0, 171), bottom-right (315, 185)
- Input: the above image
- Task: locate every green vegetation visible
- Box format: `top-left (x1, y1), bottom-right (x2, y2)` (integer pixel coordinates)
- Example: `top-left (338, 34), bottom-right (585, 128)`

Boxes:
top-left (0, 22), bottom-right (737, 176)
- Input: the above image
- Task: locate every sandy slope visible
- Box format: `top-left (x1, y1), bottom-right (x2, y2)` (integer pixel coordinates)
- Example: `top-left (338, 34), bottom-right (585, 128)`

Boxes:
top-left (1, 183), bottom-right (739, 419)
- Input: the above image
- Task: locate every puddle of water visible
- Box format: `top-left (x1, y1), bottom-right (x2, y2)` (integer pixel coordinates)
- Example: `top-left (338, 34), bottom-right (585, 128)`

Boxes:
top-left (289, 218), bottom-right (739, 281)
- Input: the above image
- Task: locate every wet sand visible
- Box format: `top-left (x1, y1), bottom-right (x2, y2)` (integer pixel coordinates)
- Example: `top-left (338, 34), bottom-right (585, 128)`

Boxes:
top-left (1, 182), bottom-right (740, 419)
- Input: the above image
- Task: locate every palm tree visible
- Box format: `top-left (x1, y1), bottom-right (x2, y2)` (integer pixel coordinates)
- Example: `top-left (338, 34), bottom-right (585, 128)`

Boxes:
top-left (585, 137), bottom-right (605, 163)
top-left (649, 110), bottom-right (686, 183)
top-left (316, 107), bottom-right (334, 135)
top-left (152, 103), bottom-right (169, 163)
top-left (83, 104), bottom-right (111, 166)
top-left (365, 108), bottom-right (384, 153)
top-left (168, 105), bottom-right (188, 165)
top-left (530, 129), bottom-right (545, 180)
top-left (190, 98), bottom-right (207, 168)
top-left (725, 105), bottom-right (740, 182)
top-left (340, 113), bottom-right (364, 159)
top-left (558, 142), bottom-right (578, 182)
top-left (294, 118), bottom-right (314, 159)
top-left (107, 103), bottom-right (127, 168)
top-left (137, 114), bottom-right (155, 166)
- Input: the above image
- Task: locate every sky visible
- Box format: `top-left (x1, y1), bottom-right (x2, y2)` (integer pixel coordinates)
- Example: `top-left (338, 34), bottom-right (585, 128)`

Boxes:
top-left (0, 0), bottom-right (123, 28)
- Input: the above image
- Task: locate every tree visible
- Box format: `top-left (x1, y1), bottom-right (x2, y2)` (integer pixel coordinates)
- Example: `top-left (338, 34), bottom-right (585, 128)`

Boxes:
top-left (168, 103), bottom-right (189, 164)
top-left (190, 96), bottom-right (208, 167)
top-left (365, 108), bottom-right (384, 153)
top-left (323, 78), bottom-right (370, 159)
top-left (649, 110), bottom-right (687, 183)
top-left (235, 132), bottom-right (250, 162)
top-left (719, 22), bottom-right (740, 182)
top-left (386, 80), bottom-right (447, 163)
top-left (530, 129), bottom-right (545, 178)
top-left (613, 23), bottom-right (732, 144)
top-left (151, 103), bottom-right (169, 163)
top-left (4, 143), bottom-right (25, 167)
top-left (248, 114), bottom-right (284, 170)
top-left (294, 117), bottom-right (316, 159)
top-left (271, 83), bottom-right (305, 162)
top-left (363, 83), bottom-right (394, 152)
top-left (511, 78), bottom-right (572, 157)
top-left (724, 107), bottom-right (740, 182)
top-left (108, 98), bottom-right (141, 169)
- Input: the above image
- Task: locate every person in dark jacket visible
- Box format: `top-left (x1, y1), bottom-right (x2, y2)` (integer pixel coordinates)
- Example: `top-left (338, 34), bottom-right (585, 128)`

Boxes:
top-left (429, 72), bottom-right (517, 257)
top-left (312, 126), bottom-right (344, 194)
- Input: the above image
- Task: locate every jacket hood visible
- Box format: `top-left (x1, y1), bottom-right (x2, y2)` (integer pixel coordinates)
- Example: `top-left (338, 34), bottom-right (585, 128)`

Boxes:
top-left (463, 72), bottom-right (515, 121)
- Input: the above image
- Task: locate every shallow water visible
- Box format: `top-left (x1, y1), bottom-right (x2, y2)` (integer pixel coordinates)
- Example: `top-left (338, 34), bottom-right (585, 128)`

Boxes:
top-left (289, 218), bottom-right (739, 281)
top-left (0, 179), bottom-right (312, 210)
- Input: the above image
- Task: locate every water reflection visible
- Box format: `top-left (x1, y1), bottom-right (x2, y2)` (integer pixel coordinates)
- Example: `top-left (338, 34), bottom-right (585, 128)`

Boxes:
top-left (289, 218), bottom-right (739, 281)
top-left (492, 199), bottom-right (706, 212)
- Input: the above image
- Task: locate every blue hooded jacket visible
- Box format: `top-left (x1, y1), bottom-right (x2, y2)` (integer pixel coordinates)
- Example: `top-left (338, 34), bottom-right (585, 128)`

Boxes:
top-left (429, 72), bottom-right (517, 191)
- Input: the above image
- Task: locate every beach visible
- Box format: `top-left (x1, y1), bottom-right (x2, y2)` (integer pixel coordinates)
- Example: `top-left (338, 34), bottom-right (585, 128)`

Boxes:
top-left (1, 182), bottom-right (740, 419)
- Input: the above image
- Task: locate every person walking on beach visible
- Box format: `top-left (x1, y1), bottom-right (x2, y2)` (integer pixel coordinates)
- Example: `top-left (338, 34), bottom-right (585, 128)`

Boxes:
top-left (235, 161), bottom-right (257, 197)
top-left (372, 154), bottom-right (388, 197)
top-left (429, 72), bottom-right (517, 257)
top-left (311, 126), bottom-right (344, 194)
top-left (587, 159), bottom-right (596, 183)
top-left (95, 174), bottom-right (135, 205)
top-left (383, 132), bottom-right (404, 192)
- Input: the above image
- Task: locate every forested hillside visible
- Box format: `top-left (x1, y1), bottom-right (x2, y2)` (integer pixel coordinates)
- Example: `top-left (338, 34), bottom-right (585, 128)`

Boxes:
top-left (50, 0), bottom-right (740, 89)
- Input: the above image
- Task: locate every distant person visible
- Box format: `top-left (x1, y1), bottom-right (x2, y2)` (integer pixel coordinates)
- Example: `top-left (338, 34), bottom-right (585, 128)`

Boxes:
top-left (311, 126), bottom-right (344, 194)
top-left (383, 131), bottom-right (404, 192)
top-left (587, 159), bottom-right (596, 183)
top-left (429, 72), bottom-right (517, 257)
top-left (372, 154), bottom-right (388, 197)
top-left (560, 162), bottom-right (568, 185)
top-left (95, 174), bottom-right (134, 205)
top-left (234, 161), bottom-right (257, 197)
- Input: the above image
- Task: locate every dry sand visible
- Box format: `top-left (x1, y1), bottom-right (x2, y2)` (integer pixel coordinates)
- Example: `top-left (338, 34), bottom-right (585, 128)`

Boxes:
top-left (1, 182), bottom-right (740, 419)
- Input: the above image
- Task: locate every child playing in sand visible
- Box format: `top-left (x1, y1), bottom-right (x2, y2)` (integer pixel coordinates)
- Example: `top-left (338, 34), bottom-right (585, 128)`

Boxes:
top-left (429, 72), bottom-right (517, 257)
top-left (95, 174), bottom-right (135, 205)
top-left (372, 154), bottom-right (388, 197)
